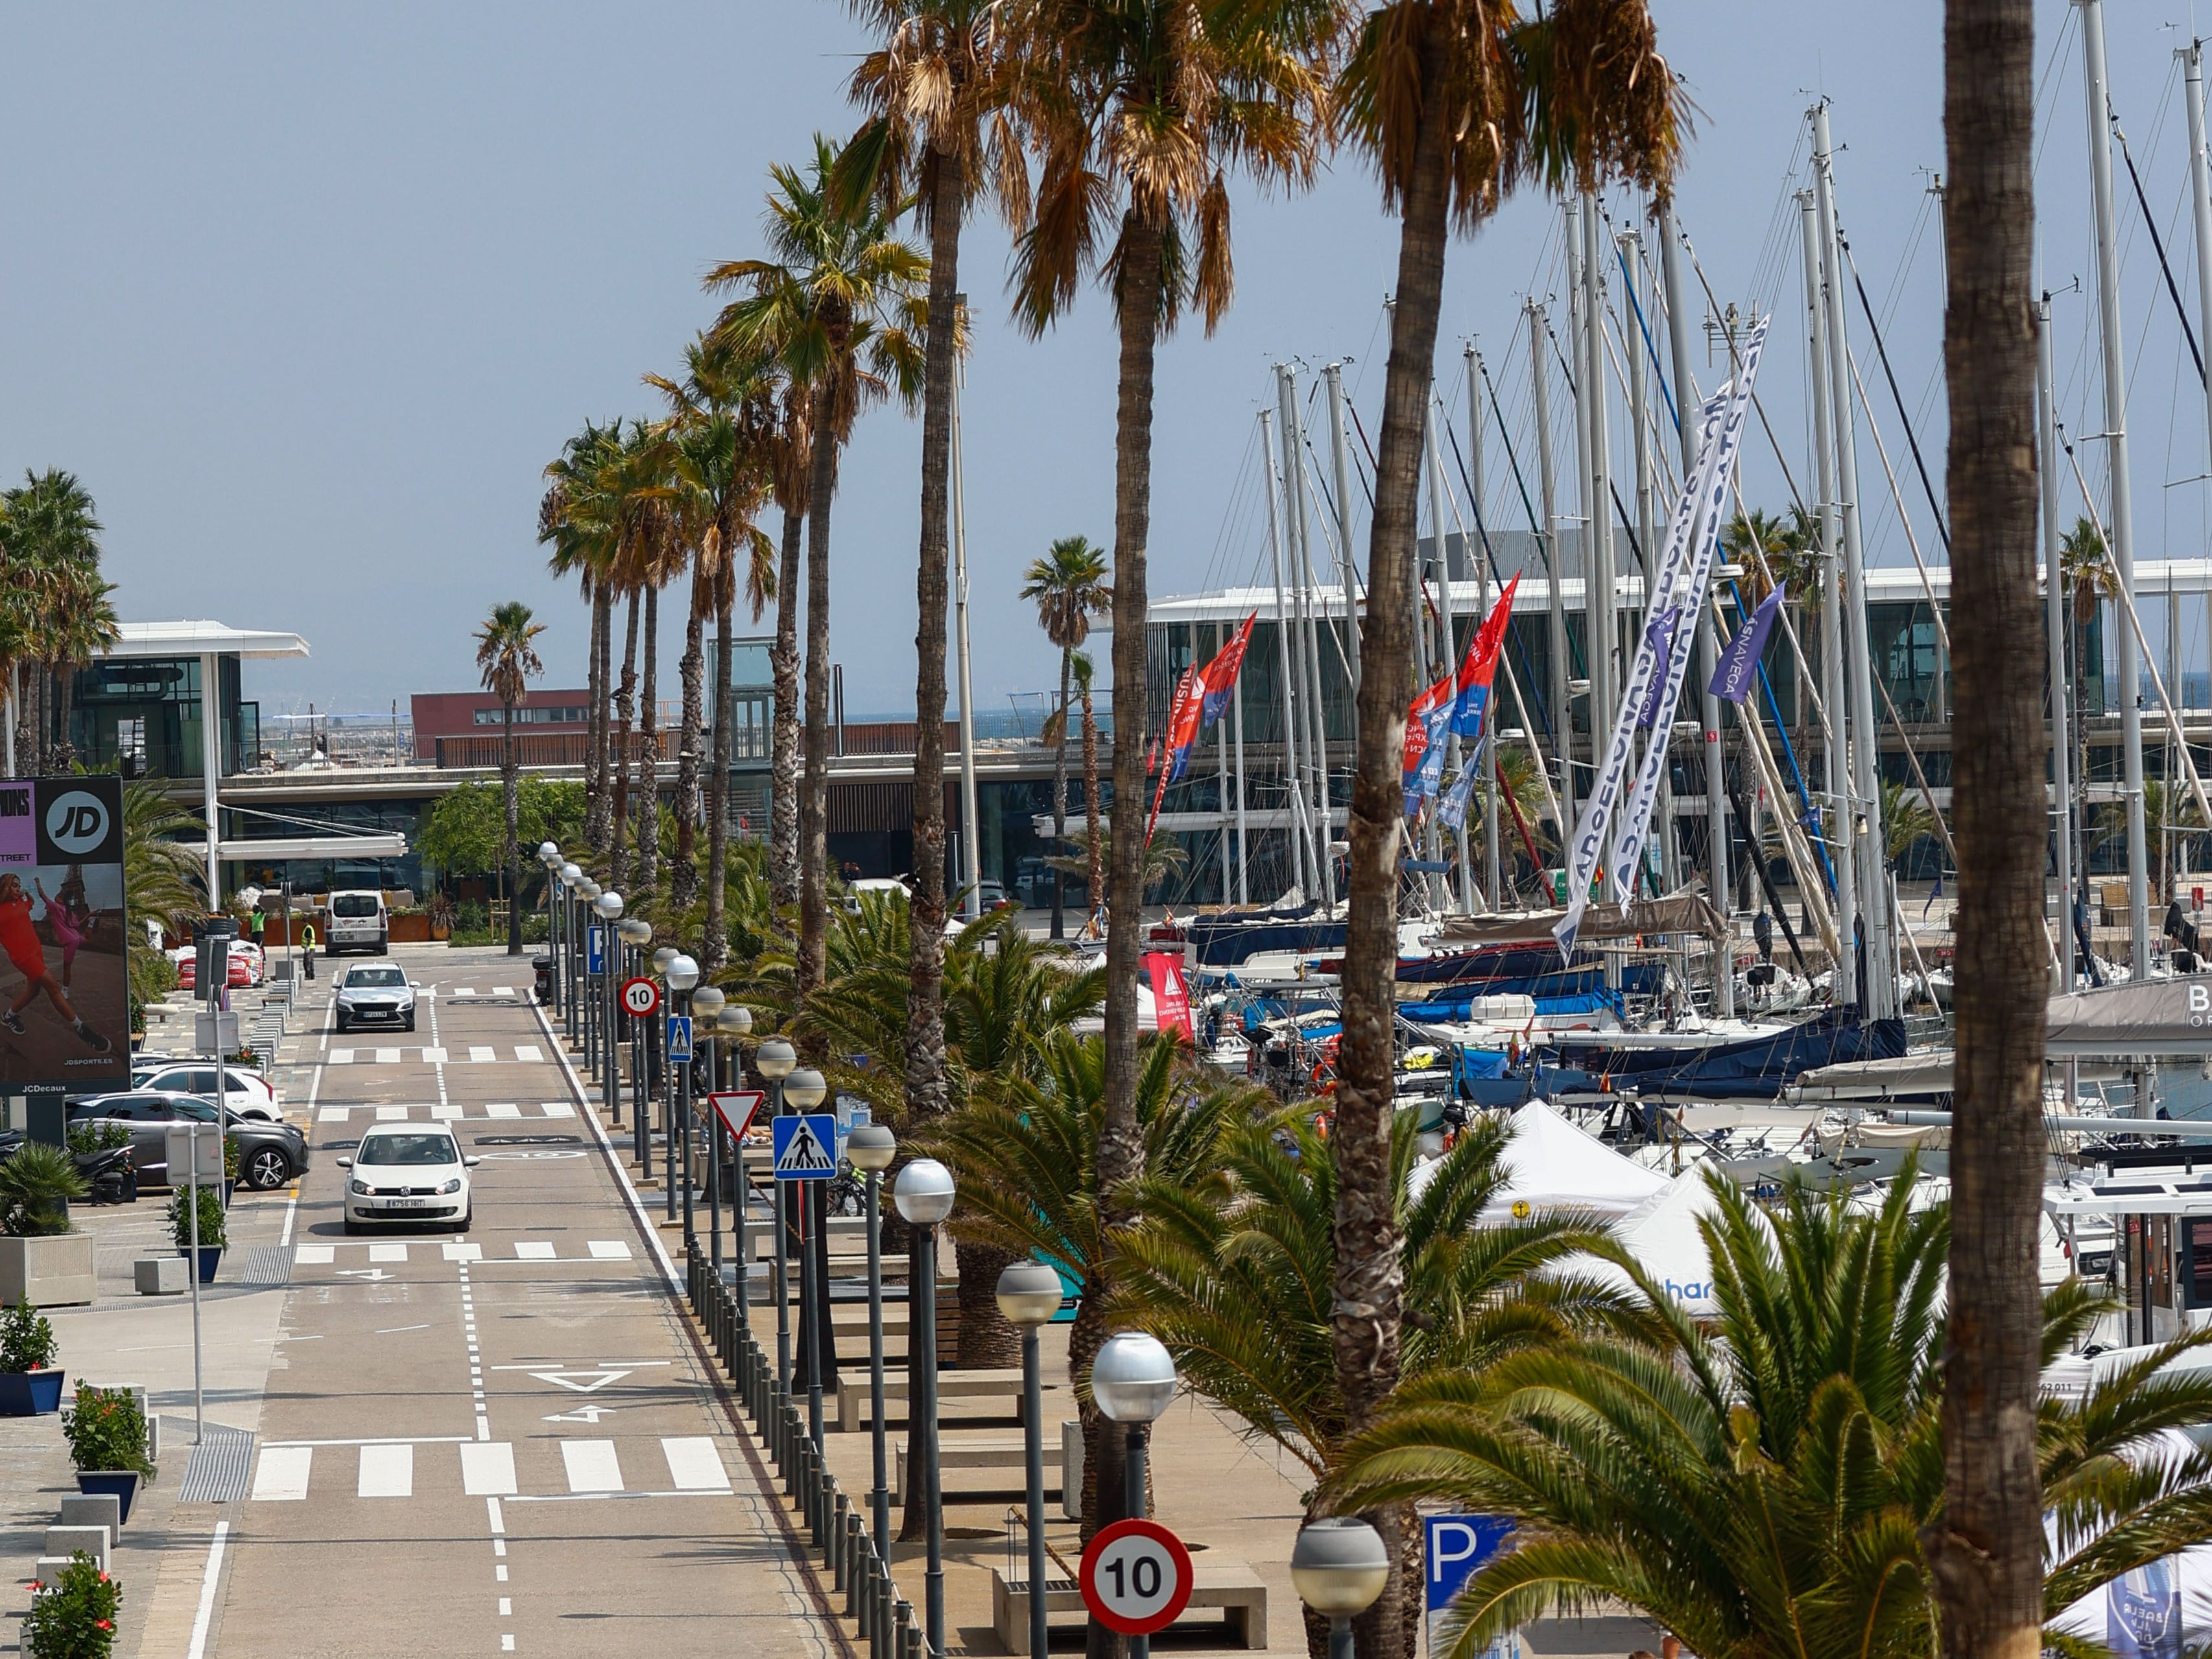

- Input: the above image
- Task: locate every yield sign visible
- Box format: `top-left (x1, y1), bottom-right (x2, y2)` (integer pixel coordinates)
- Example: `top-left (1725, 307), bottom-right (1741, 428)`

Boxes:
top-left (527, 1368), bottom-right (633, 1394)
top-left (709, 1090), bottom-right (765, 1142)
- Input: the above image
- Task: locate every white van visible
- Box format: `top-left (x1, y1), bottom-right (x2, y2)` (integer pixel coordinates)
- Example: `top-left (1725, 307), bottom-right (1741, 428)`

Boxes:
top-left (325, 890), bottom-right (388, 956)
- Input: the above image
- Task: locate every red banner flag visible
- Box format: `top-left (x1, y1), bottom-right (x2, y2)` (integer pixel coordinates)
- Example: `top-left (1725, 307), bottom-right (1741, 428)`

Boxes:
top-left (1145, 950), bottom-right (1194, 1042)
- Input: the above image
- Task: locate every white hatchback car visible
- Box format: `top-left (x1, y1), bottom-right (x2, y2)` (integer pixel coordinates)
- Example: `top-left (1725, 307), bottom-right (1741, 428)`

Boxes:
top-left (337, 1127), bottom-right (477, 1234)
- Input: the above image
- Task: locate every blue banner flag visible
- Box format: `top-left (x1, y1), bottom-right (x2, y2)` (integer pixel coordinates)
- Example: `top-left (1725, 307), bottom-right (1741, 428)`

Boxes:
top-left (1708, 585), bottom-right (1785, 705)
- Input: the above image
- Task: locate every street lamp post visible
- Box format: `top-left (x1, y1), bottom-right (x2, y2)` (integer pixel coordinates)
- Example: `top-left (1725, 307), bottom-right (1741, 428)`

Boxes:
top-left (669, 956), bottom-right (702, 1247)
top-left (754, 1036), bottom-right (798, 1391)
top-left (785, 1066), bottom-right (829, 1448)
top-left (537, 844), bottom-right (560, 1009)
top-left (560, 865), bottom-right (583, 1041)
top-left (592, 890), bottom-right (623, 1113)
top-left (578, 880), bottom-right (601, 1069)
top-left (996, 1261), bottom-right (1064, 1659)
top-left (614, 919), bottom-right (650, 1127)
top-left (692, 984), bottom-right (726, 1256)
top-left (1093, 1332), bottom-right (1179, 1659)
top-left (711, 1001), bottom-right (751, 1280)
top-left (1290, 1518), bottom-right (1390, 1659)
top-left (895, 1157), bottom-right (956, 1659)
top-left (846, 1122), bottom-right (896, 1553)
top-left (651, 945), bottom-right (678, 1210)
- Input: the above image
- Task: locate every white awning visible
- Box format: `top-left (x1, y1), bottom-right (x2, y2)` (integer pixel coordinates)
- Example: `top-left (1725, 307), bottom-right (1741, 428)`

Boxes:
top-left (103, 620), bottom-right (310, 660)
top-left (218, 834), bottom-right (407, 862)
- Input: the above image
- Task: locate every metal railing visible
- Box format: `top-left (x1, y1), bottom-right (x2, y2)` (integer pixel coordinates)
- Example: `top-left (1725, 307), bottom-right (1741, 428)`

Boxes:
top-left (685, 1237), bottom-right (922, 1659)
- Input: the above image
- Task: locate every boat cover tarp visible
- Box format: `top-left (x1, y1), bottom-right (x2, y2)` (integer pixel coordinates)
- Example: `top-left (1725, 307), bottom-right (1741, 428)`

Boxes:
top-left (1433, 891), bottom-right (1728, 946)
top-left (2045, 974), bottom-right (2212, 1055)
top-left (1399, 967), bottom-right (1658, 1018)
top-left (1790, 1052), bottom-right (1957, 1102)
top-left (1556, 1006), bottom-right (1907, 1100)
top-left (1184, 915), bottom-right (1342, 967)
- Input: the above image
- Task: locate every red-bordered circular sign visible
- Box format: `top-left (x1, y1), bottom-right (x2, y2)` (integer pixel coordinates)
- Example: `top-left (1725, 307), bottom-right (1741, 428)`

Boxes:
top-left (620, 977), bottom-right (661, 1018)
top-left (1079, 1518), bottom-right (1195, 1636)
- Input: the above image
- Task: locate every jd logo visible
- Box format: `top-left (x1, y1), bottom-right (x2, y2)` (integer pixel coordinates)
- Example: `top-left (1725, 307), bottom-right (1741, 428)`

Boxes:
top-left (43, 792), bottom-right (109, 855)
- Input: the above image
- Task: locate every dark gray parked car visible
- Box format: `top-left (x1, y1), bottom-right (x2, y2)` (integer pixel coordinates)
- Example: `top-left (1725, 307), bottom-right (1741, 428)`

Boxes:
top-left (65, 1092), bottom-right (309, 1191)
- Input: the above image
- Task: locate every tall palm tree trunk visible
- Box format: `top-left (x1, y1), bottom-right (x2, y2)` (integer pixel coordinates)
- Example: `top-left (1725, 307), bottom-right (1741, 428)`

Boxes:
top-left (611, 591), bottom-right (639, 888)
top-left (1337, 37), bottom-right (1453, 1659)
top-left (503, 700), bottom-right (523, 956)
top-left (673, 582), bottom-right (706, 915)
top-left (909, 161), bottom-right (958, 1135)
top-left (1052, 649), bottom-right (1071, 939)
top-left (1083, 690), bottom-right (1102, 917)
top-left (771, 507), bottom-right (805, 911)
top-left (639, 585), bottom-right (661, 895)
top-left (591, 587), bottom-right (614, 858)
top-left (1089, 207), bottom-right (1169, 1592)
top-left (704, 594), bottom-right (735, 971)
top-left (1928, 7), bottom-right (2046, 1659)
top-left (798, 382), bottom-right (839, 1012)
top-left (53, 664), bottom-right (75, 770)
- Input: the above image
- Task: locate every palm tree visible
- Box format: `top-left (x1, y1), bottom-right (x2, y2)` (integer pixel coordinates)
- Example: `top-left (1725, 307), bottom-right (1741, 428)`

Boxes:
top-left (2060, 514), bottom-right (2117, 841)
top-left (1334, 1171), bottom-right (2212, 1659)
top-left (1118, 1110), bottom-right (1639, 1656)
top-left (1333, 8), bottom-right (1682, 1646)
top-left (1044, 825), bottom-right (1186, 900)
top-left (1073, 649), bottom-right (1104, 915)
top-left (708, 138), bottom-right (927, 1021)
top-left (1022, 535), bottom-right (1113, 939)
top-left (926, 1032), bottom-right (1271, 1537)
top-left (540, 421), bottom-right (626, 859)
top-left (843, 0), bottom-right (1033, 1145)
top-left (1879, 778), bottom-right (1940, 873)
top-left (1937, 6), bottom-right (2050, 1649)
top-left (124, 780), bottom-right (208, 1007)
top-left (1, 469), bottom-right (106, 772)
top-left (475, 602), bottom-right (547, 956)
top-left (1008, 8), bottom-right (1333, 1557)
top-left (648, 338), bottom-right (780, 926)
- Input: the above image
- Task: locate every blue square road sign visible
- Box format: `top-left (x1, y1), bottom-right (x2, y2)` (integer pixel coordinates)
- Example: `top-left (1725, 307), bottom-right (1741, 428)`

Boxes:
top-left (666, 1014), bottom-right (693, 1060)
top-left (586, 925), bottom-right (606, 975)
top-left (770, 1113), bottom-right (838, 1181)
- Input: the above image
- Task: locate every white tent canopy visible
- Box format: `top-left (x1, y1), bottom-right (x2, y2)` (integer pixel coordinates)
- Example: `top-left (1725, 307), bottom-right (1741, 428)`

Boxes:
top-left (1440, 1101), bottom-right (1668, 1223)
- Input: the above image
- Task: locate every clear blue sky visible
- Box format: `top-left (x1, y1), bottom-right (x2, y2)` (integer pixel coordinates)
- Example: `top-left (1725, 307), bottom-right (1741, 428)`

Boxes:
top-left (1, 1), bottom-right (2197, 720)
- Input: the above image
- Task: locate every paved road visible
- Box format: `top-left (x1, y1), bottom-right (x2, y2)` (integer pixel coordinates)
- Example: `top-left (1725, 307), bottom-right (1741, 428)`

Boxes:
top-left (198, 947), bottom-right (831, 1659)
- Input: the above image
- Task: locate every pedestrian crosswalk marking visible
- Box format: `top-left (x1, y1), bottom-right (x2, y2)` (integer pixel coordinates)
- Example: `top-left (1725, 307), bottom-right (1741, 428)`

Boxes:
top-left (454, 987), bottom-right (476, 998)
top-left (374, 1048), bottom-right (401, 1065)
top-left (420, 1046), bottom-right (449, 1063)
top-left (460, 1442), bottom-right (517, 1496)
top-left (470, 1046), bottom-right (497, 1064)
top-left (443, 1241), bottom-right (482, 1262)
top-left (368, 1243), bottom-right (407, 1263)
top-left (586, 1240), bottom-right (632, 1260)
top-left (430, 1103), bottom-right (462, 1120)
top-left (317, 1102), bottom-right (573, 1123)
top-left (317, 1044), bottom-right (556, 1072)
top-left (331, 1050), bottom-right (354, 1065)
top-left (516, 1044), bottom-right (543, 1063)
top-left (486, 1103), bottom-right (521, 1119)
top-left (541, 1101), bottom-right (573, 1118)
top-left (252, 1445), bottom-right (312, 1501)
top-left (493, 985), bottom-right (515, 997)
top-left (289, 1239), bottom-right (633, 1265)
top-left (562, 1440), bottom-right (623, 1493)
top-left (358, 1443), bottom-right (413, 1498)
top-left (514, 1241), bottom-right (556, 1260)
top-left (294, 1245), bottom-right (335, 1265)
top-left (661, 1438), bottom-right (731, 1492)
top-left (375, 1106), bottom-right (408, 1121)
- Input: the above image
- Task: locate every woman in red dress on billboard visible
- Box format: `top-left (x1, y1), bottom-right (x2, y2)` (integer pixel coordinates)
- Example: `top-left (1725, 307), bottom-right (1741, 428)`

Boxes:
top-left (0, 872), bottom-right (109, 1052)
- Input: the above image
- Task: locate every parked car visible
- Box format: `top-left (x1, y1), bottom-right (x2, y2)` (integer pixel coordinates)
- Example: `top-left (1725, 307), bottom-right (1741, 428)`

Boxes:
top-left (337, 1125), bottom-right (475, 1233)
top-left (65, 1093), bottom-right (309, 1190)
top-left (324, 889), bottom-right (388, 956)
top-left (334, 962), bottom-right (416, 1033)
top-left (172, 942), bottom-right (256, 992)
top-left (129, 1063), bottom-right (281, 1121)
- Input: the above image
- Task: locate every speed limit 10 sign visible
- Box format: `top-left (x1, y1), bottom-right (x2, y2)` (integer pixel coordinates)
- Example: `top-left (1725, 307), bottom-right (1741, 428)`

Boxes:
top-left (620, 977), bottom-right (661, 1018)
top-left (1078, 1518), bottom-right (1195, 1636)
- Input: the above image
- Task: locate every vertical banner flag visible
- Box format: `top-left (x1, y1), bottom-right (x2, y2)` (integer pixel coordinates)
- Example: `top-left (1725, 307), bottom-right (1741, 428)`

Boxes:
top-left (1200, 613), bottom-right (1257, 725)
top-left (1402, 668), bottom-right (1458, 815)
top-left (1708, 585), bottom-right (1786, 704)
top-left (1144, 950), bottom-right (1195, 1041)
top-left (1551, 375), bottom-right (1741, 961)
top-left (1635, 607), bottom-right (1680, 728)
top-left (1604, 318), bottom-right (1774, 910)
top-left (1407, 575), bottom-right (1523, 818)
top-left (1436, 577), bottom-right (1523, 831)
top-left (1144, 666), bottom-right (1202, 849)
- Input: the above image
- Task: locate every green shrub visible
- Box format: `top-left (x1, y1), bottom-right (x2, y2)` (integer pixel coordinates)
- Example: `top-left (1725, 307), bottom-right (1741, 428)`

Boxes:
top-left (166, 1184), bottom-right (226, 1252)
top-left (0, 1144), bottom-right (87, 1236)
top-left (64, 1121), bottom-right (130, 1157)
top-left (20, 1550), bottom-right (122, 1658)
top-left (0, 1297), bottom-right (58, 1372)
top-left (62, 1385), bottom-right (150, 1476)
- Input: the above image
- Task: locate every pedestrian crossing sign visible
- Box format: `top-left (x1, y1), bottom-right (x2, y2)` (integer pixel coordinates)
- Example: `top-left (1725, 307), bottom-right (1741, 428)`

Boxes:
top-left (771, 1113), bottom-right (838, 1181)
top-left (665, 1014), bottom-right (693, 1060)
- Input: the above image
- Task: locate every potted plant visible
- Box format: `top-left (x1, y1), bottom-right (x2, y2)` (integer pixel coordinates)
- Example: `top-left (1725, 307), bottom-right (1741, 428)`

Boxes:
top-left (21, 1550), bottom-right (122, 1658)
top-left (167, 1184), bottom-right (226, 1283)
top-left (64, 1383), bottom-right (152, 1523)
top-left (0, 1296), bottom-right (62, 1415)
top-left (0, 1144), bottom-right (95, 1307)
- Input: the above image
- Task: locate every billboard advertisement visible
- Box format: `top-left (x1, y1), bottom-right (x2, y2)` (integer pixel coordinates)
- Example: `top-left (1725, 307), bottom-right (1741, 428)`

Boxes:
top-left (0, 777), bottom-right (127, 1090)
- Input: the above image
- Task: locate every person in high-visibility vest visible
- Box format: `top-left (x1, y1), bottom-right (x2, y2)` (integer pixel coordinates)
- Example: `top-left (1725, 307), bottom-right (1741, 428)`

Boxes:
top-left (300, 922), bottom-right (317, 981)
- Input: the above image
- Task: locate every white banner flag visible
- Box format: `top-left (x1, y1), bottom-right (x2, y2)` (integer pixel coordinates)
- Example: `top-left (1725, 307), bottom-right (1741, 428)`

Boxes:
top-left (1549, 383), bottom-right (1735, 963)
top-left (1606, 318), bottom-right (1772, 905)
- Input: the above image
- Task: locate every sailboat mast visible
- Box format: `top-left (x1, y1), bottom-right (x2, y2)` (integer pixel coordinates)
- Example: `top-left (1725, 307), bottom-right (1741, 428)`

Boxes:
top-left (2080, 0), bottom-right (2152, 974)
top-left (1425, 397), bottom-right (1469, 911)
top-left (951, 301), bottom-right (983, 921)
top-left (1813, 102), bottom-right (1896, 1018)
top-left (1619, 228), bottom-right (1676, 894)
top-left (1801, 189), bottom-right (1858, 1006)
top-left (1324, 363), bottom-right (1362, 696)
top-left (1468, 342), bottom-right (1503, 909)
top-left (1658, 204), bottom-right (1734, 1016)
top-left (1529, 297), bottom-right (1571, 833)
top-left (1281, 367), bottom-right (1337, 906)
top-left (2186, 42), bottom-right (2212, 506)
top-left (1261, 407), bottom-right (1315, 900)
top-left (1579, 196), bottom-right (1618, 803)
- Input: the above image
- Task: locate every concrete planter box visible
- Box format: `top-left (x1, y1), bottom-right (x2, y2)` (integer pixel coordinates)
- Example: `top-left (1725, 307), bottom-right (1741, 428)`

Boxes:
top-left (0, 1234), bottom-right (96, 1307)
top-left (389, 913), bottom-right (431, 943)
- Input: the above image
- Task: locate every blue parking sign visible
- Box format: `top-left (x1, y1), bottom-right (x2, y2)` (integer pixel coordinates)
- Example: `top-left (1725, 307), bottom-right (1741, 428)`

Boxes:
top-left (666, 1014), bottom-right (693, 1060)
top-left (1426, 1515), bottom-right (1514, 1656)
top-left (586, 925), bottom-right (606, 975)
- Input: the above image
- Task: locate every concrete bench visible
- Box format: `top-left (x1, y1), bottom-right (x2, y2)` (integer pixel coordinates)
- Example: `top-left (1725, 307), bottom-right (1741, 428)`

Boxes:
top-left (895, 1433), bottom-right (1062, 1505)
top-left (991, 1560), bottom-right (1268, 1651)
top-left (835, 1367), bottom-right (1025, 1431)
